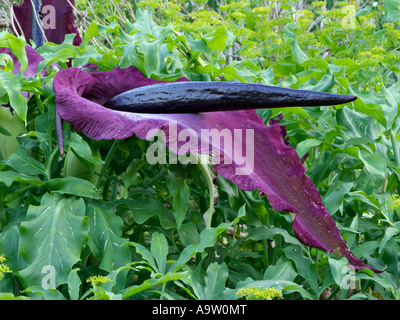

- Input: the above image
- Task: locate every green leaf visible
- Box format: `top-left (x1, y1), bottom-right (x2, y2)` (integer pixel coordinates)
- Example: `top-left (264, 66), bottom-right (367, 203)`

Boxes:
top-left (84, 21), bottom-right (120, 45)
top-left (67, 269), bottom-right (81, 301)
top-left (168, 205), bottom-right (246, 273)
top-left (284, 24), bottom-right (310, 64)
top-left (283, 246), bottom-right (319, 297)
top-left (207, 25), bottom-right (233, 52)
top-left (328, 257), bottom-right (353, 288)
top-left (0, 32), bottom-right (28, 73)
top-left (358, 150), bottom-right (387, 177)
top-left (151, 232), bottom-right (169, 275)
top-left (23, 287), bottom-right (66, 300)
top-left (166, 167), bottom-right (190, 229)
top-left (295, 138), bottom-right (322, 158)
top-left (18, 193), bottom-right (89, 287)
top-left (264, 259), bottom-right (297, 282)
top-left (0, 293), bottom-right (32, 300)
top-left (43, 177), bottom-right (102, 199)
top-left (204, 262), bottom-right (229, 300)
top-left (0, 70), bottom-right (28, 122)
top-left (128, 242), bottom-right (156, 269)
top-left (67, 132), bottom-right (104, 167)
top-left (323, 181), bottom-right (353, 215)
top-left (86, 201), bottom-right (131, 272)
top-left (119, 198), bottom-right (176, 229)
top-left (336, 106), bottom-right (378, 141)
top-left (0, 171), bottom-right (43, 187)
top-left (379, 227), bottom-right (399, 254)
top-left (5, 146), bottom-right (46, 176)
top-left (247, 226), bottom-right (302, 246)
top-left (384, 0), bottom-right (400, 22)
top-left (121, 272), bottom-right (187, 299)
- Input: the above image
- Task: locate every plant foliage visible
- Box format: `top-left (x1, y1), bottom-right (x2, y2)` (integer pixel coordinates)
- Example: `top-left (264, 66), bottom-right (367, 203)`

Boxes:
top-left (0, 0), bottom-right (399, 300)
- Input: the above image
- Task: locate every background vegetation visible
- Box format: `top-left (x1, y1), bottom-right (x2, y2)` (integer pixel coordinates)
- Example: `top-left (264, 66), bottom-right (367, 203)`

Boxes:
top-left (0, 0), bottom-right (400, 300)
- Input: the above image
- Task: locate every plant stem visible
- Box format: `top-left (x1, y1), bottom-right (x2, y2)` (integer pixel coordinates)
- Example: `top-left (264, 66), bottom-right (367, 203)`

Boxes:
top-left (96, 140), bottom-right (118, 190)
top-left (262, 239), bottom-right (269, 269)
top-left (391, 130), bottom-right (400, 168)
top-left (390, 129), bottom-right (400, 195)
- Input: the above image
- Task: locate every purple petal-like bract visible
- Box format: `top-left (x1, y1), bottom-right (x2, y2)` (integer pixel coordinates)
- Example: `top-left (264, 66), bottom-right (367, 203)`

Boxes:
top-left (13, 0), bottom-right (82, 46)
top-left (53, 66), bottom-right (381, 273)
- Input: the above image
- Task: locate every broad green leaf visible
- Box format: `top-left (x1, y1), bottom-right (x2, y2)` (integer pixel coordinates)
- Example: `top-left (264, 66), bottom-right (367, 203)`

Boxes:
top-left (347, 87), bottom-right (386, 125)
top-left (66, 132), bottom-right (104, 166)
top-left (0, 32), bottom-right (28, 73)
top-left (358, 150), bottom-right (387, 177)
top-left (332, 58), bottom-right (380, 76)
top-left (18, 193), bottom-right (89, 287)
top-left (0, 293), bottom-right (32, 300)
top-left (0, 105), bottom-right (26, 160)
top-left (166, 167), bottom-right (190, 229)
top-left (328, 257), bottom-right (353, 288)
top-left (0, 171), bottom-right (43, 187)
top-left (264, 259), bottom-right (297, 282)
top-left (285, 24), bottom-right (310, 64)
top-left (122, 159), bottom-right (147, 190)
top-left (84, 21), bottom-right (120, 45)
top-left (295, 138), bottom-right (322, 158)
top-left (283, 246), bottom-right (319, 297)
top-left (120, 198), bottom-right (176, 229)
top-left (121, 272), bottom-right (187, 299)
top-left (178, 222), bottom-right (200, 246)
top-left (381, 85), bottom-right (398, 130)
top-left (379, 227), bottom-right (399, 254)
top-left (67, 269), bottom-right (81, 301)
top-left (131, 8), bottom-right (163, 38)
top-left (6, 146), bottom-right (46, 176)
top-left (384, 0), bottom-right (400, 22)
top-left (128, 242), bottom-right (156, 269)
top-left (168, 205), bottom-right (246, 273)
top-left (336, 106), bottom-right (378, 141)
top-left (43, 177), bottom-right (102, 199)
top-left (247, 226), bottom-right (302, 246)
top-left (203, 262), bottom-right (229, 300)
top-left (207, 25), bottom-right (233, 51)
top-left (0, 70), bottom-right (28, 122)
top-left (323, 181), bottom-right (353, 215)
top-left (23, 287), bottom-right (66, 300)
top-left (150, 232), bottom-right (169, 275)
top-left (86, 201), bottom-right (131, 272)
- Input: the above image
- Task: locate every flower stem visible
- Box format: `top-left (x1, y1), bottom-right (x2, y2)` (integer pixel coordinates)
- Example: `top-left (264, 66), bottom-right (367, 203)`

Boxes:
top-left (96, 140), bottom-right (119, 190)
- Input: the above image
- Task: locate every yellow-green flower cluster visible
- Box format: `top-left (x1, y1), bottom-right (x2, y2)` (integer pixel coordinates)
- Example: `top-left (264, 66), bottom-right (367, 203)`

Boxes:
top-left (388, 194), bottom-right (400, 214)
top-left (236, 286), bottom-right (283, 300)
top-left (357, 46), bottom-right (387, 63)
top-left (220, 1), bottom-right (250, 12)
top-left (0, 254), bottom-right (12, 281)
top-left (86, 275), bottom-right (112, 287)
top-left (312, 1), bottom-right (326, 8)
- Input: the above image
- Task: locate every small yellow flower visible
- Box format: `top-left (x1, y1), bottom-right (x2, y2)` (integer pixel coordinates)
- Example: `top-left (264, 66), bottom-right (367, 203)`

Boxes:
top-left (236, 286), bottom-right (283, 300)
top-left (0, 254), bottom-right (5, 263)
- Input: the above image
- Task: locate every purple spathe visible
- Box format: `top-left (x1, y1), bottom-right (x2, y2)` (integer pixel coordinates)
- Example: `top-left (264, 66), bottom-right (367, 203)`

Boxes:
top-left (53, 66), bottom-right (382, 273)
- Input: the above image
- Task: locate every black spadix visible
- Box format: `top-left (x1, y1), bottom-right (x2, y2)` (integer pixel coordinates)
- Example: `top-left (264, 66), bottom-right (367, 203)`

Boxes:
top-left (104, 81), bottom-right (357, 114)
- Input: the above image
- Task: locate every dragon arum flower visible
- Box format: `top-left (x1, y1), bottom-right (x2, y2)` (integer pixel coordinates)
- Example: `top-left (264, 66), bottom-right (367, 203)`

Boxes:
top-left (4, 0), bottom-right (382, 274)
top-left (52, 65), bottom-right (381, 273)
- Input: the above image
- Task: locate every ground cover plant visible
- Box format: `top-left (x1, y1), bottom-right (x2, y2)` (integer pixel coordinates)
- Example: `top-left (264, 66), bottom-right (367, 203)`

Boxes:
top-left (0, 0), bottom-right (399, 300)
